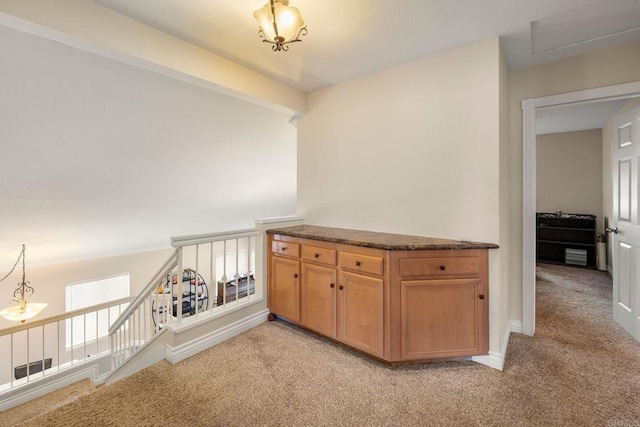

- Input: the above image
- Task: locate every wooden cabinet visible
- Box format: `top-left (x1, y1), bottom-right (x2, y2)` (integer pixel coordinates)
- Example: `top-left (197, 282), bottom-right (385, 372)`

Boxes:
top-left (267, 229), bottom-right (491, 364)
top-left (391, 250), bottom-right (488, 360)
top-left (301, 263), bottom-right (336, 337)
top-left (270, 256), bottom-right (300, 323)
top-left (337, 272), bottom-right (384, 358)
top-left (400, 278), bottom-right (484, 359)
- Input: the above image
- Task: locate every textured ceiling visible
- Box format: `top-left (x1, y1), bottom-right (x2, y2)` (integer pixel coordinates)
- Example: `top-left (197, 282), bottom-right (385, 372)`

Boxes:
top-left (90, 0), bottom-right (640, 92)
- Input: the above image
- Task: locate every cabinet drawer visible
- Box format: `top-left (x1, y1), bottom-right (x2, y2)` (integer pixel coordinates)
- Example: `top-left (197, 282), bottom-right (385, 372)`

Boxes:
top-left (340, 252), bottom-right (384, 276)
top-left (272, 241), bottom-right (300, 258)
top-left (302, 245), bottom-right (337, 266)
top-left (399, 256), bottom-right (480, 278)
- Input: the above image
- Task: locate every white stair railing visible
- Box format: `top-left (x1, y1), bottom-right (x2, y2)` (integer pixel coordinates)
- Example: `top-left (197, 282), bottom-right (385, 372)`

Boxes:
top-left (170, 228), bottom-right (261, 320)
top-left (108, 250), bottom-right (179, 370)
top-left (0, 225), bottom-right (267, 404)
top-left (0, 296), bottom-right (132, 394)
top-left (109, 227), bottom-right (262, 372)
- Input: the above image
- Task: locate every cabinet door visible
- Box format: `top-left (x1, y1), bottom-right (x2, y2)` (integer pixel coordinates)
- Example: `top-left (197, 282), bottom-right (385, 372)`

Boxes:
top-left (337, 272), bottom-right (384, 358)
top-left (401, 278), bottom-right (486, 359)
top-left (301, 264), bottom-right (337, 338)
top-left (271, 256), bottom-right (300, 322)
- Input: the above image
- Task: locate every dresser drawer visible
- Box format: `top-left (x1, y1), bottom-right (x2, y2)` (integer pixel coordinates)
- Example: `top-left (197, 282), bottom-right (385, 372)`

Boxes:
top-left (340, 252), bottom-right (384, 276)
top-left (302, 245), bottom-right (337, 266)
top-left (399, 256), bottom-right (480, 278)
top-left (272, 241), bottom-right (300, 258)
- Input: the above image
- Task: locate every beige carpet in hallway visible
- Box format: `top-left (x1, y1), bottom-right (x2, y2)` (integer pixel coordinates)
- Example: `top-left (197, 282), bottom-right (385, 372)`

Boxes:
top-left (8, 264), bottom-right (640, 426)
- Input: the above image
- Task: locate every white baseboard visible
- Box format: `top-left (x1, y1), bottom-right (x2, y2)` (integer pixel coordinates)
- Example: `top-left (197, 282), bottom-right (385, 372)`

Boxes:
top-left (510, 319), bottom-right (523, 334)
top-left (165, 309), bottom-right (270, 364)
top-left (0, 359), bottom-right (106, 412)
top-left (471, 319), bottom-right (522, 371)
top-left (470, 351), bottom-right (504, 371)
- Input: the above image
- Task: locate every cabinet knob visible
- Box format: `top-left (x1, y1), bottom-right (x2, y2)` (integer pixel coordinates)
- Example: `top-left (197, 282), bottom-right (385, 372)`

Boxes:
top-left (479, 294), bottom-right (485, 300)
top-left (281, 246), bottom-right (288, 251)
top-left (293, 274), bottom-right (298, 278)
top-left (355, 261), bottom-right (361, 266)
top-left (330, 283), bottom-right (335, 288)
top-left (339, 285), bottom-right (344, 290)
top-left (439, 265), bottom-right (446, 271)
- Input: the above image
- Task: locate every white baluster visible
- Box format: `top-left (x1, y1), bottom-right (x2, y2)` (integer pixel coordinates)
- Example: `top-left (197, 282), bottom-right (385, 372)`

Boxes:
top-left (195, 244), bottom-right (199, 317)
top-left (210, 242), bottom-right (214, 311)
top-left (57, 321), bottom-right (61, 373)
top-left (26, 328), bottom-right (30, 382)
top-left (247, 237), bottom-right (252, 300)
top-left (41, 325), bottom-right (45, 378)
top-left (235, 239), bottom-right (240, 303)
top-left (222, 240), bottom-right (227, 307)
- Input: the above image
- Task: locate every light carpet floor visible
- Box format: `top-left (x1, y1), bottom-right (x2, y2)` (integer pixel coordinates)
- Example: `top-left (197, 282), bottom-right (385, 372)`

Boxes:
top-left (8, 264), bottom-right (640, 426)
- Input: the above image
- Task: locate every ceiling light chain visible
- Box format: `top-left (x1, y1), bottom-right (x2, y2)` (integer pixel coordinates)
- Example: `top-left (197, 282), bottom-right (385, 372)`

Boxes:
top-left (0, 244), bottom-right (24, 283)
top-left (0, 244), bottom-right (47, 323)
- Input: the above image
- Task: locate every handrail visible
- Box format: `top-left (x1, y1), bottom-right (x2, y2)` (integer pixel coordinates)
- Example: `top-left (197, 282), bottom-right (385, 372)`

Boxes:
top-left (0, 297), bottom-right (134, 337)
top-left (109, 227), bottom-right (263, 375)
top-left (171, 228), bottom-right (259, 247)
top-left (109, 249), bottom-right (178, 335)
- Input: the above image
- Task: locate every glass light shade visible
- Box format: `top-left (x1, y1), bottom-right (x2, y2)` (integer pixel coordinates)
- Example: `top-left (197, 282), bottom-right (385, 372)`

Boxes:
top-left (0, 303), bottom-right (47, 322)
top-left (253, 0), bottom-right (306, 49)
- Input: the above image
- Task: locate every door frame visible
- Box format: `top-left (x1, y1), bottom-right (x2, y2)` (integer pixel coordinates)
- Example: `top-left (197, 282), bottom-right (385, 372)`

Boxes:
top-left (522, 81), bottom-right (640, 337)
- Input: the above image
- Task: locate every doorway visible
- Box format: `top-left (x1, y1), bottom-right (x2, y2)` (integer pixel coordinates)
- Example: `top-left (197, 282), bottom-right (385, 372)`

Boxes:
top-left (522, 81), bottom-right (640, 336)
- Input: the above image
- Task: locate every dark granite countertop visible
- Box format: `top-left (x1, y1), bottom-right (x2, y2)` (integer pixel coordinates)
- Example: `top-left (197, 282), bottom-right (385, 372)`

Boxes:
top-left (266, 225), bottom-right (499, 251)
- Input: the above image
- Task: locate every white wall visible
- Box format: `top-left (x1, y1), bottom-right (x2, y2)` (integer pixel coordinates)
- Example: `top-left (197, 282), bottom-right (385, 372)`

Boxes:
top-left (298, 38), bottom-right (508, 358)
top-left (298, 37), bottom-right (501, 242)
top-left (536, 129), bottom-right (603, 231)
top-left (0, 24), bottom-right (297, 267)
top-left (509, 39), bottom-right (640, 321)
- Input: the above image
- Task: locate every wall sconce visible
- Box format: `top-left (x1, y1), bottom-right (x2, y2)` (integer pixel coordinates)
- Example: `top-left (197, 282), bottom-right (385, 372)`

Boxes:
top-left (253, 0), bottom-right (307, 51)
top-left (0, 245), bottom-right (47, 323)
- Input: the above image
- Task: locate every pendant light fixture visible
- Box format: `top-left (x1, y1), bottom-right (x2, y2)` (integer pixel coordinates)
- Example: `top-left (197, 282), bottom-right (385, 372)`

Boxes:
top-left (0, 245), bottom-right (47, 323)
top-left (253, 0), bottom-right (307, 51)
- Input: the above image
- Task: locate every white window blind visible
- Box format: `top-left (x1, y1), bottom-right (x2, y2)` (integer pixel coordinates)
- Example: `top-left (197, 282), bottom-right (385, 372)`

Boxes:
top-left (65, 273), bottom-right (129, 349)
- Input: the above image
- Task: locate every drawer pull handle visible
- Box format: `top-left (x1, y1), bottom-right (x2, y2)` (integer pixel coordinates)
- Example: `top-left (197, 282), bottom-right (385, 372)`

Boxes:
top-left (479, 294), bottom-right (485, 300)
top-left (315, 253), bottom-right (320, 258)
top-left (281, 247), bottom-right (288, 251)
top-left (330, 283), bottom-right (335, 288)
top-left (293, 274), bottom-right (298, 278)
top-left (339, 285), bottom-right (344, 290)
top-left (355, 261), bottom-right (361, 266)
top-left (439, 265), bottom-right (446, 271)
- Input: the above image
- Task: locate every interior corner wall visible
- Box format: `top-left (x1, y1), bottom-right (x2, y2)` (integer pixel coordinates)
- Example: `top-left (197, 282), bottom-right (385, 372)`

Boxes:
top-left (297, 37), bottom-right (504, 355)
top-left (602, 97), bottom-right (640, 270)
top-left (499, 43), bottom-right (511, 341)
top-left (509, 40), bottom-right (640, 322)
top-left (536, 129), bottom-right (603, 231)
